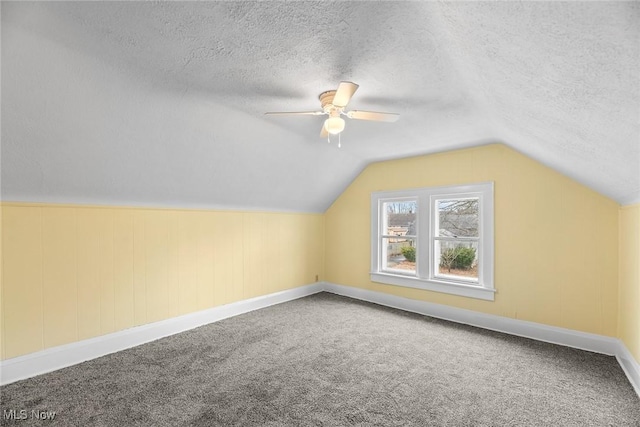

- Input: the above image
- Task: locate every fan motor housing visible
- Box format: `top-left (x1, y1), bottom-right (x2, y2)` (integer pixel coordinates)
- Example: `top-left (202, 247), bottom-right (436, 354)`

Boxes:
top-left (319, 90), bottom-right (338, 112)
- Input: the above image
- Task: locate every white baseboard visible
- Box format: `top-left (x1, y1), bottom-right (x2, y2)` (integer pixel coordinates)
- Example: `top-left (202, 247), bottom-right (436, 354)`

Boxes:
top-left (323, 281), bottom-right (640, 399)
top-left (0, 283), bottom-right (324, 385)
top-left (2, 280), bottom-right (639, 400)
top-left (616, 341), bottom-right (640, 398)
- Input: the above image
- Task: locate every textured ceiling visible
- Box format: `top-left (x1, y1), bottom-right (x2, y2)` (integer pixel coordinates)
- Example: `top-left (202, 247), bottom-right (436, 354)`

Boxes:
top-left (2, 1), bottom-right (638, 212)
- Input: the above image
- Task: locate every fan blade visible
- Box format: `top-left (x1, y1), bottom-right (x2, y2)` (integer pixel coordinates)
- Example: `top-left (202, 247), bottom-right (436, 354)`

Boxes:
top-left (264, 111), bottom-right (324, 116)
top-left (320, 123), bottom-right (328, 138)
top-left (347, 110), bottom-right (399, 122)
top-left (332, 81), bottom-right (359, 108)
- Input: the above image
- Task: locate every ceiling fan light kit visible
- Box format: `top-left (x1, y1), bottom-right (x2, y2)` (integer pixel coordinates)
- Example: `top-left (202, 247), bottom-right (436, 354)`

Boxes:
top-left (324, 116), bottom-right (345, 135)
top-left (265, 81), bottom-right (399, 147)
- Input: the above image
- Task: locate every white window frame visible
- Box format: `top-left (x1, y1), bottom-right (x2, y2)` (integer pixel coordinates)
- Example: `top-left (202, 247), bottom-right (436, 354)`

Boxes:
top-left (379, 195), bottom-right (418, 277)
top-left (370, 182), bottom-right (495, 301)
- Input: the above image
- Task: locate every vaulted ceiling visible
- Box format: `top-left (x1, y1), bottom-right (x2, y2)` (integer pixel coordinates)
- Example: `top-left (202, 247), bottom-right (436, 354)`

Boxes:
top-left (2, 1), bottom-right (638, 212)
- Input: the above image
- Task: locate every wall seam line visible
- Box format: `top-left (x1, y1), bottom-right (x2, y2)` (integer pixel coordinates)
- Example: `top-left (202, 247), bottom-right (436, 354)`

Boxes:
top-left (40, 207), bottom-right (45, 351)
top-left (75, 208), bottom-right (79, 342)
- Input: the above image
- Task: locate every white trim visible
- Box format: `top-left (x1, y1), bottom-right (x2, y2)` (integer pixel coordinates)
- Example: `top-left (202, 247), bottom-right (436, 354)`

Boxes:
top-left (0, 283), bottom-right (324, 385)
top-left (371, 182), bottom-right (494, 301)
top-left (370, 272), bottom-right (495, 301)
top-left (323, 282), bottom-right (640, 399)
top-left (615, 341), bottom-right (640, 398)
top-left (2, 281), bottom-right (638, 400)
top-left (324, 282), bottom-right (616, 353)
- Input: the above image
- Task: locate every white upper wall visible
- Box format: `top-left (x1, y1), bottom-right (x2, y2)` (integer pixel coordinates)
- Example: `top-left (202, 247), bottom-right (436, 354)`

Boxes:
top-left (2, 2), bottom-right (638, 212)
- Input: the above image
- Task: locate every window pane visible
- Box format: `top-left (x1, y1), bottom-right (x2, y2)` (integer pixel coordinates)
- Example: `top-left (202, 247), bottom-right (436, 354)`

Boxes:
top-left (434, 240), bottom-right (478, 281)
top-left (384, 201), bottom-right (417, 236)
top-left (437, 198), bottom-right (478, 237)
top-left (383, 237), bottom-right (416, 272)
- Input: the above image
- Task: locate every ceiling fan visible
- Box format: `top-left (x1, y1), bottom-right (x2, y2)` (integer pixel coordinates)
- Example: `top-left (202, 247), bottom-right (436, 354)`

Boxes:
top-left (265, 81), bottom-right (399, 147)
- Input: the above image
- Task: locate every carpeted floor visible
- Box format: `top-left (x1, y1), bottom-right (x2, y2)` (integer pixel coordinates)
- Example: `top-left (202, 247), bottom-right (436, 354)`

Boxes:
top-left (1, 292), bottom-right (639, 426)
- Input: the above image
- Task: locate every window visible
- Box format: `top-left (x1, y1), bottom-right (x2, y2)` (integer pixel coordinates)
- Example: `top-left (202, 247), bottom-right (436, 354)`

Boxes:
top-left (381, 199), bottom-right (417, 275)
top-left (371, 182), bottom-right (494, 300)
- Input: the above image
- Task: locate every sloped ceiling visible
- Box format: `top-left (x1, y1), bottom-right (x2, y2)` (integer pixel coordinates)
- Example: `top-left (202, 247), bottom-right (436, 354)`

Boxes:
top-left (2, 1), bottom-right (638, 212)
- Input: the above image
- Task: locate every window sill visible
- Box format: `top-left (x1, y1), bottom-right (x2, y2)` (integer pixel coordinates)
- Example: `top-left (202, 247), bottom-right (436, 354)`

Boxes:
top-left (370, 272), bottom-right (495, 301)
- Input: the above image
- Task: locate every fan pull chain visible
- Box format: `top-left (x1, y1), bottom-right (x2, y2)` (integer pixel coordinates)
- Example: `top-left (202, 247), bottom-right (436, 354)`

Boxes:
top-left (325, 133), bottom-right (342, 148)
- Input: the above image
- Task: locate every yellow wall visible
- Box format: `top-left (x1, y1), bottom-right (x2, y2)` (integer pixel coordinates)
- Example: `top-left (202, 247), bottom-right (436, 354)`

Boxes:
top-left (0, 144), bottom-right (636, 365)
top-left (325, 144), bottom-right (620, 337)
top-left (0, 203), bottom-right (324, 360)
top-left (619, 204), bottom-right (640, 361)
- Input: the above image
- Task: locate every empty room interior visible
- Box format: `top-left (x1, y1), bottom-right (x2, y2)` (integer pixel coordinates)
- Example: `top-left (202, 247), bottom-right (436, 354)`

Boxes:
top-left (1, 1), bottom-right (639, 426)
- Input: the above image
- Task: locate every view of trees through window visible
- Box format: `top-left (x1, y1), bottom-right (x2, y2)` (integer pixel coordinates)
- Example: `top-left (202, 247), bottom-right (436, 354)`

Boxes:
top-left (437, 199), bottom-right (478, 237)
top-left (384, 201), bottom-right (417, 272)
top-left (383, 198), bottom-right (480, 279)
top-left (436, 198), bottom-right (479, 280)
top-left (373, 183), bottom-right (493, 299)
